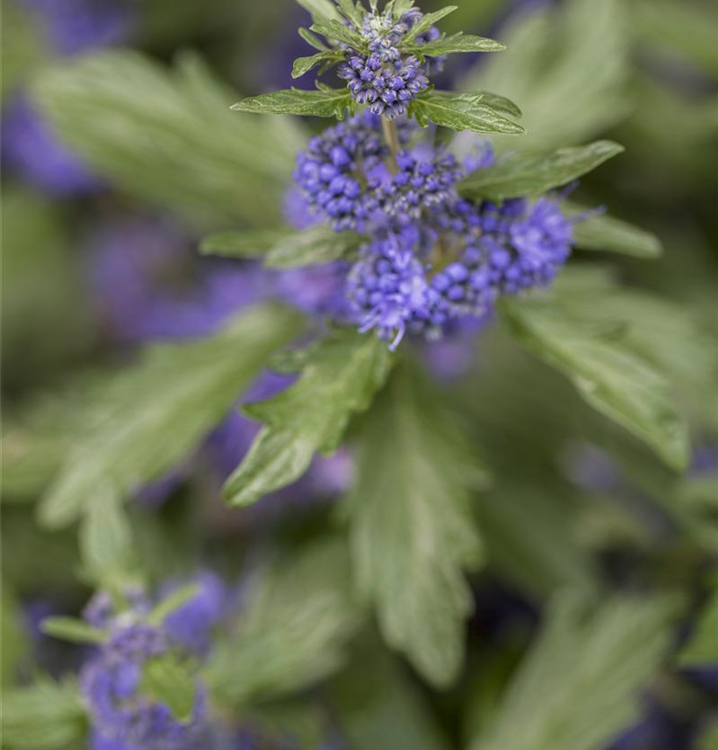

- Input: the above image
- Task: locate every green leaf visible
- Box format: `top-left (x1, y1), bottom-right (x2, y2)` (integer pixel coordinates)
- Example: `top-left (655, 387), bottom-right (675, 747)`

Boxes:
top-left (202, 224), bottom-right (362, 267)
top-left (460, 141), bottom-right (624, 200)
top-left (678, 587), bottom-right (718, 666)
top-left (501, 290), bottom-right (689, 471)
top-left (206, 538), bottom-right (364, 704)
top-left (1, 678), bottom-right (87, 750)
top-left (310, 20), bottom-right (367, 49)
top-left (232, 87), bottom-right (353, 119)
top-left (411, 91), bottom-right (524, 135)
top-left (1, 586), bottom-right (29, 689)
top-left (292, 51), bottom-right (343, 78)
top-left (298, 27), bottom-right (331, 52)
top-left (140, 655), bottom-right (197, 723)
top-left (347, 367), bottom-right (488, 687)
top-left (294, 0), bottom-right (342, 23)
top-left (474, 91), bottom-right (522, 119)
top-left (79, 488), bottom-right (136, 588)
top-left (335, 0), bottom-right (364, 27)
top-left (225, 331), bottom-right (393, 507)
top-left (39, 305), bottom-right (302, 528)
top-left (469, 595), bottom-right (679, 750)
top-left (404, 6), bottom-right (458, 43)
top-left (569, 205), bottom-right (663, 259)
top-left (406, 33), bottom-right (505, 56)
top-left (699, 722), bottom-right (718, 750)
top-left (148, 584), bottom-right (200, 626)
top-left (34, 52), bottom-right (305, 229)
top-left (40, 617), bottom-right (107, 645)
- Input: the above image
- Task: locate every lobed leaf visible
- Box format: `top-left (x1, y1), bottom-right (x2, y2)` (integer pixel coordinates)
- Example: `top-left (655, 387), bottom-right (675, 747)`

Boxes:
top-left (460, 141), bottom-right (624, 200)
top-left (232, 87), bottom-right (353, 119)
top-left (411, 91), bottom-right (524, 135)
top-left (347, 367), bottom-right (489, 687)
top-left (224, 331), bottom-right (393, 507)
top-left (39, 305), bottom-right (303, 528)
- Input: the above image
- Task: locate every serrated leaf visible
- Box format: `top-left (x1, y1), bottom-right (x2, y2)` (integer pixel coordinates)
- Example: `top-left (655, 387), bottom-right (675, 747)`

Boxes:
top-left (292, 51), bottom-right (343, 79)
top-left (202, 225), bottom-right (361, 268)
top-left (80, 488), bottom-right (136, 588)
top-left (232, 87), bottom-right (352, 119)
top-left (41, 617), bottom-right (107, 645)
top-left (501, 292), bottom-right (689, 471)
top-left (404, 6), bottom-right (458, 43)
top-left (678, 587), bottom-right (718, 666)
top-left (39, 305), bottom-right (302, 528)
top-left (407, 32), bottom-right (505, 56)
top-left (1, 678), bottom-right (87, 750)
top-left (347, 367), bottom-right (488, 687)
top-left (311, 20), bottom-right (366, 49)
top-left (34, 52), bottom-right (304, 229)
top-left (460, 141), bottom-right (624, 200)
top-left (469, 595), bottom-right (679, 750)
top-left (224, 332), bottom-right (393, 507)
top-left (294, 0), bottom-right (342, 23)
top-left (568, 205), bottom-right (662, 259)
top-left (206, 538), bottom-right (364, 704)
top-left (411, 92), bottom-right (524, 135)
top-left (140, 655), bottom-right (197, 723)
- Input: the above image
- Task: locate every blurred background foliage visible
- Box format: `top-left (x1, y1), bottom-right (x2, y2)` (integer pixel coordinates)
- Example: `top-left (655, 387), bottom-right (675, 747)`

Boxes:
top-left (1, 0), bottom-right (717, 748)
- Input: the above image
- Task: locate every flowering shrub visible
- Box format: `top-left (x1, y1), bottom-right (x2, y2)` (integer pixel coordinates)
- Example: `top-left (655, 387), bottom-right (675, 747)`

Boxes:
top-left (2, 1), bottom-right (717, 749)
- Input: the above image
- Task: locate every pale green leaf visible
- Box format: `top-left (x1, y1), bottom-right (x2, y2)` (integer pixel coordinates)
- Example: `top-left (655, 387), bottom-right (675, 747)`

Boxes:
top-left (310, 20), bottom-right (367, 49)
top-left (501, 290), bottom-right (689, 471)
top-left (206, 539), bottom-right (364, 704)
top-left (460, 141), bottom-right (624, 200)
top-left (292, 51), bottom-right (343, 78)
top-left (294, 0), bottom-right (342, 23)
top-left (569, 205), bottom-right (663, 259)
top-left (411, 91), bottom-right (524, 135)
top-left (202, 224), bottom-right (361, 267)
top-left (140, 655), bottom-right (197, 723)
top-left (39, 305), bottom-right (302, 528)
top-left (334, 0), bottom-right (364, 27)
top-left (298, 27), bottom-right (331, 52)
top-left (40, 617), bottom-right (107, 645)
top-left (225, 332), bottom-right (393, 507)
top-left (404, 6), bottom-right (458, 42)
top-left (148, 584), bottom-right (200, 626)
top-left (232, 87), bottom-right (353, 119)
top-left (678, 587), bottom-right (718, 666)
top-left (34, 52), bottom-right (304, 229)
top-left (407, 32), bottom-right (505, 56)
top-left (1, 678), bottom-right (87, 750)
top-left (469, 595), bottom-right (679, 750)
top-left (347, 367), bottom-right (488, 687)
top-left (475, 91), bottom-right (522, 119)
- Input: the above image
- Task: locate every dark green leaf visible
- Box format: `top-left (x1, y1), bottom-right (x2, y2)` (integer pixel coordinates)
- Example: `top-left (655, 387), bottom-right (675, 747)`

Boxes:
top-left (310, 20), bottom-right (366, 49)
top-left (406, 32), bottom-right (505, 56)
top-left (678, 587), bottom-right (718, 666)
top-left (39, 305), bottom-right (303, 528)
top-left (292, 51), bottom-right (343, 78)
top-left (79, 488), bottom-right (136, 587)
top-left (501, 291), bottom-right (689, 471)
top-left (411, 91), bottom-right (524, 135)
top-left (569, 205), bottom-right (662, 259)
top-left (460, 141), bottom-right (624, 200)
top-left (1, 678), bottom-right (87, 750)
top-left (404, 6), bottom-right (458, 42)
top-left (202, 225), bottom-right (361, 268)
top-left (206, 539), bottom-right (364, 704)
top-left (225, 332), bottom-right (393, 507)
top-left (469, 595), bottom-right (679, 750)
top-left (41, 617), bottom-right (107, 645)
top-left (347, 367), bottom-right (488, 687)
top-left (140, 655), bottom-right (197, 723)
top-left (232, 87), bottom-right (353, 119)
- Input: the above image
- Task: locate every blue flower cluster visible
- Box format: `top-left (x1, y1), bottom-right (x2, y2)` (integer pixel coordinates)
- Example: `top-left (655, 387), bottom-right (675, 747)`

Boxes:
top-left (80, 576), bottom-right (226, 750)
top-left (293, 116), bottom-right (576, 349)
top-left (337, 8), bottom-right (440, 118)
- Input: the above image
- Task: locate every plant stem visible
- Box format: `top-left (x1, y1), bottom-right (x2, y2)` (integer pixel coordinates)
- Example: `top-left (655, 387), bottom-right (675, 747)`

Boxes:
top-left (381, 117), bottom-right (400, 173)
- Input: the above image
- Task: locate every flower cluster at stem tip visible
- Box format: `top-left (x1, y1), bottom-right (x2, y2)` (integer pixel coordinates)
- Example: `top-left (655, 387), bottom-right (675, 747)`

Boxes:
top-left (289, 1), bottom-right (582, 350)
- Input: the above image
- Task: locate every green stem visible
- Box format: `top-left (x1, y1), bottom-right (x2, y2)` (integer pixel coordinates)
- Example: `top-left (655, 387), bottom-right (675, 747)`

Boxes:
top-left (381, 117), bottom-right (400, 173)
